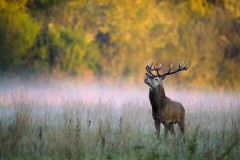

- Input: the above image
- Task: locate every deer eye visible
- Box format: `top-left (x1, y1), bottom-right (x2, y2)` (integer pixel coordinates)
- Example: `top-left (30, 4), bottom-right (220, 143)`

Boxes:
top-left (154, 78), bottom-right (158, 81)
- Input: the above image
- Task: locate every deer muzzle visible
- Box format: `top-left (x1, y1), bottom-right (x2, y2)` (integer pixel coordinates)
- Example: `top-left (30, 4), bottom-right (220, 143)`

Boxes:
top-left (144, 78), bottom-right (149, 85)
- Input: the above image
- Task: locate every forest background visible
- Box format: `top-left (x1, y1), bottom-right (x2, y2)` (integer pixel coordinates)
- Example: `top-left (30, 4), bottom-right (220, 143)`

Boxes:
top-left (0, 0), bottom-right (240, 90)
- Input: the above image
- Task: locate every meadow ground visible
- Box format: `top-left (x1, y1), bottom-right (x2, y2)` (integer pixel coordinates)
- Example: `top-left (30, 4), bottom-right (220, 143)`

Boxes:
top-left (0, 80), bottom-right (239, 159)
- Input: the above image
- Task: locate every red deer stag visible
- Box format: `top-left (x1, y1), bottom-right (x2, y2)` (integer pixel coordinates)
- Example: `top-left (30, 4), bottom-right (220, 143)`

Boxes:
top-left (144, 60), bottom-right (188, 141)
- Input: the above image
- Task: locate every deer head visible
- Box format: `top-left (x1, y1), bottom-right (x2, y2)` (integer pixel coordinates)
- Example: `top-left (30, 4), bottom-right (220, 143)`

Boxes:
top-left (144, 59), bottom-right (189, 89)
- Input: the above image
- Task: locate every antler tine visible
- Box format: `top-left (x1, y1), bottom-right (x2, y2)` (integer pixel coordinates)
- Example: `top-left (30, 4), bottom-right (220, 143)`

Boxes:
top-left (145, 60), bottom-right (163, 77)
top-left (160, 61), bottom-right (189, 77)
top-left (154, 63), bottom-right (162, 76)
top-left (153, 63), bottom-right (162, 70)
top-left (147, 59), bottom-right (152, 66)
top-left (146, 59), bottom-right (151, 71)
top-left (165, 63), bottom-right (173, 74)
top-left (180, 61), bottom-right (188, 70)
top-left (146, 59), bottom-right (155, 77)
top-left (146, 60), bottom-right (151, 70)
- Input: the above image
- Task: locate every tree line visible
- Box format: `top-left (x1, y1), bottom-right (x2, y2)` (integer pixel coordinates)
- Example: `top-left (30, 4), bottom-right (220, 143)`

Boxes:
top-left (0, 0), bottom-right (239, 89)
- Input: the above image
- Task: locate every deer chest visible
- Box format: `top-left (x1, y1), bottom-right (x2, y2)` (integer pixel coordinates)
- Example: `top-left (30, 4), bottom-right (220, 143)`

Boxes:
top-left (152, 109), bottom-right (164, 123)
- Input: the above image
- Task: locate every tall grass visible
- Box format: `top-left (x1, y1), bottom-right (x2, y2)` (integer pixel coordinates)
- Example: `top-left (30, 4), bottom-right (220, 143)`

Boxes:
top-left (0, 83), bottom-right (239, 159)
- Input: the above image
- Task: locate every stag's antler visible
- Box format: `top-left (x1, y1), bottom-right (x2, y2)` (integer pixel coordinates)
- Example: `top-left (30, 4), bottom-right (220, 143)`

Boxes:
top-left (146, 59), bottom-right (162, 77)
top-left (146, 60), bottom-right (189, 78)
top-left (160, 61), bottom-right (188, 77)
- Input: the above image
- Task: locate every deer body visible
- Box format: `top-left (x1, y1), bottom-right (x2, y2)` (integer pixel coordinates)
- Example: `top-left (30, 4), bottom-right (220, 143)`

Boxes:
top-left (144, 60), bottom-right (187, 141)
top-left (149, 83), bottom-right (185, 140)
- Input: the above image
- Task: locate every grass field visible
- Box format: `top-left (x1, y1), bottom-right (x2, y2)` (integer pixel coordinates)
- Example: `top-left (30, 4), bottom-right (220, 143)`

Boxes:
top-left (0, 81), bottom-right (239, 159)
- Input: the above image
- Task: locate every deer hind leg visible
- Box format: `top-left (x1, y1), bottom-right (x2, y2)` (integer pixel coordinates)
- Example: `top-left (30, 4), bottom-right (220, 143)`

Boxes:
top-left (155, 121), bottom-right (161, 140)
top-left (178, 121), bottom-right (185, 143)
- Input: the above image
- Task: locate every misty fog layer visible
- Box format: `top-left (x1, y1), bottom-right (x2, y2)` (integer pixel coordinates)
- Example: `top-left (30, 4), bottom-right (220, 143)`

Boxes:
top-left (0, 79), bottom-right (239, 120)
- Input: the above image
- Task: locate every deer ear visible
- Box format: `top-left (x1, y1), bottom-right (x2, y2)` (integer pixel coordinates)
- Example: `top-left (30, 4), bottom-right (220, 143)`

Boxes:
top-left (162, 75), bottom-right (166, 80)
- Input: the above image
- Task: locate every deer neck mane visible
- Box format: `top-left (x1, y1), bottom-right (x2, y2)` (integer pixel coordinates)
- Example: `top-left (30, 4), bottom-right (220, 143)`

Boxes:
top-left (149, 84), bottom-right (167, 111)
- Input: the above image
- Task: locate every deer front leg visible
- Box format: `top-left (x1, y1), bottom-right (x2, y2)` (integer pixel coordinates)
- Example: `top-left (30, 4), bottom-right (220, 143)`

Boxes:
top-left (169, 123), bottom-right (175, 134)
top-left (164, 124), bottom-right (169, 139)
top-left (155, 121), bottom-right (160, 140)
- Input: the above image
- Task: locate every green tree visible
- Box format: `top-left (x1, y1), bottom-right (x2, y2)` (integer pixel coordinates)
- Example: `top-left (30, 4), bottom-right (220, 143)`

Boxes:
top-left (0, 1), bottom-right (39, 71)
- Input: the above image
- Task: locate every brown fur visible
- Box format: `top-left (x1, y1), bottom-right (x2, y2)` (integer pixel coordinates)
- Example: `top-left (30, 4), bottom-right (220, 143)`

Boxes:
top-left (145, 60), bottom-right (188, 141)
top-left (149, 83), bottom-right (185, 141)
